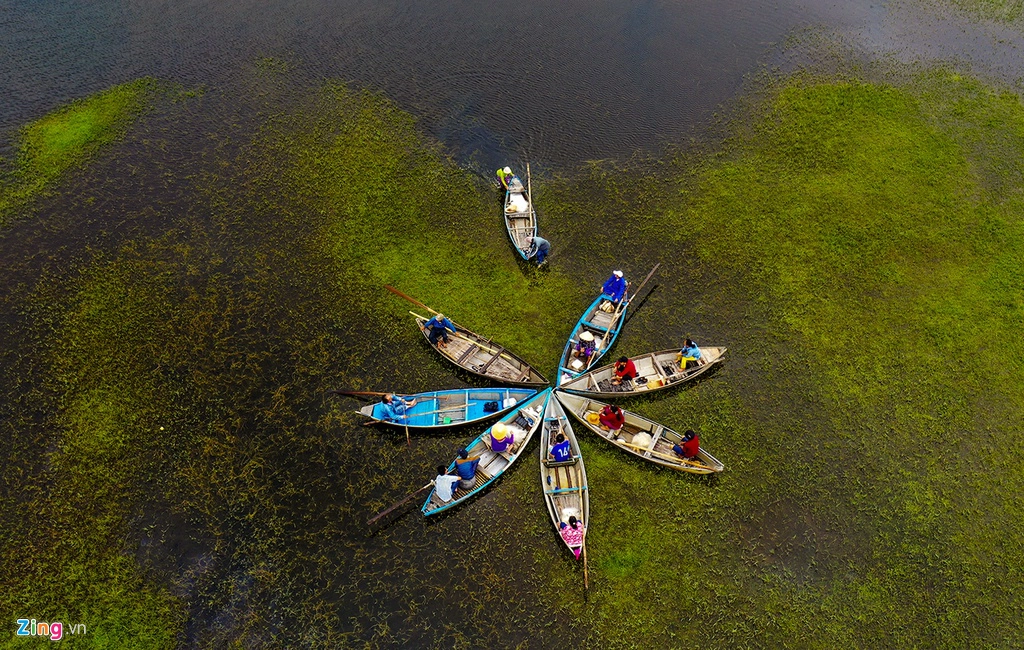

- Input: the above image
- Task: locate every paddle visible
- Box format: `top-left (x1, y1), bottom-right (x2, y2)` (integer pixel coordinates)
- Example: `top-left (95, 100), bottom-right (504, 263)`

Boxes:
top-left (366, 483), bottom-right (433, 526)
top-left (574, 460), bottom-right (590, 591)
top-left (328, 390), bottom-right (391, 398)
top-left (385, 285), bottom-right (440, 315)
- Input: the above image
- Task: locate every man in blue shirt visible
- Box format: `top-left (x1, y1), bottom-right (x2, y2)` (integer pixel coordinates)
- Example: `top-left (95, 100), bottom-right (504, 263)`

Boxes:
top-left (549, 433), bottom-right (572, 462)
top-left (421, 313), bottom-right (456, 349)
top-left (379, 394), bottom-right (417, 422)
top-left (601, 270), bottom-right (627, 303)
top-left (454, 448), bottom-right (480, 490)
top-left (524, 236), bottom-right (550, 265)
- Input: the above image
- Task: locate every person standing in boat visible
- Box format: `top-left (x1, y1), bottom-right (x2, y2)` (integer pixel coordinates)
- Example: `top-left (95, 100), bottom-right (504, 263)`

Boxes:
top-left (496, 166), bottom-right (514, 189)
top-left (421, 313), bottom-right (456, 349)
top-left (601, 270), bottom-right (628, 303)
top-left (598, 404), bottom-right (625, 431)
top-left (611, 356), bottom-right (638, 386)
top-left (676, 338), bottom-right (702, 370)
top-left (523, 235), bottom-right (550, 266)
top-left (673, 430), bottom-right (700, 460)
top-left (454, 448), bottom-right (480, 491)
top-left (548, 432), bottom-right (573, 462)
top-left (488, 422), bottom-right (515, 453)
top-left (433, 465), bottom-right (461, 503)
top-left (379, 394), bottom-right (417, 422)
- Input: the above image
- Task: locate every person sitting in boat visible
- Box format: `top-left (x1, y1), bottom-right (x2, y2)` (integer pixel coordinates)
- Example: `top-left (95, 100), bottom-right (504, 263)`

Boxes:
top-left (496, 166), bottom-right (514, 189)
top-left (559, 516), bottom-right (586, 558)
top-left (433, 465), bottom-right (461, 503)
top-left (598, 404), bottom-right (625, 431)
top-left (676, 338), bottom-right (702, 370)
top-left (421, 313), bottom-right (456, 349)
top-left (548, 432), bottom-right (572, 462)
top-left (524, 235), bottom-right (550, 266)
top-left (611, 356), bottom-right (638, 386)
top-left (488, 422), bottom-right (515, 453)
top-left (571, 331), bottom-right (597, 364)
top-left (601, 270), bottom-right (628, 303)
top-left (379, 394), bottom-right (417, 422)
top-left (673, 429), bottom-right (700, 460)
top-left (454, 448), bottom-right (480, 491)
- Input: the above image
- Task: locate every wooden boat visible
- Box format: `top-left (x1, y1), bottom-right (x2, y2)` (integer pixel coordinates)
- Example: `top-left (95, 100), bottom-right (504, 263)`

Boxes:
top-left (412, 312), bottom-right (548, 387)
top-left (554, 391), bottom-right (724, 474)
top-left (559, 347), bottom-right (727, 399)
top-left (358, 387), bottom-right (538, 429)
top-left (555, 293), bottom-right (628, 386)
top-left (539, 391), bottom-right (589, 559)
top-left (422, 389), bottom-right (551, 516)
top-left (503, 165), bottom-right (537, 260)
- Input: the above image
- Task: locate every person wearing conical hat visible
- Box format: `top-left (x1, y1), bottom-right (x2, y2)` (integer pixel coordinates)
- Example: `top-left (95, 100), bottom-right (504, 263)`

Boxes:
top-left (571, 330), bottom-right (597, 364)
top-left (496, 166), bottom-right (515, 189)
top-left (488, 421), bottom-right (515, 453)
top-left (601, 270), bottom-right (628, 303)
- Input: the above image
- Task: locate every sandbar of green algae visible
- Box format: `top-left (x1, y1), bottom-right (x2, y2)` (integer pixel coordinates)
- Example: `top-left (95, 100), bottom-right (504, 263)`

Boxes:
top-left (539, 71), bottom-right (1024, 647)
top-left (0, 78), bottom-right (154, 227)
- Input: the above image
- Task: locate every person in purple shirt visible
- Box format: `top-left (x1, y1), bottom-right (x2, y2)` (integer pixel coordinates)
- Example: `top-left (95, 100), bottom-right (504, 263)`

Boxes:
top-left (488, 422), bottom-right (515, 453)
top-left (601, 270), bottom-right (627, 303)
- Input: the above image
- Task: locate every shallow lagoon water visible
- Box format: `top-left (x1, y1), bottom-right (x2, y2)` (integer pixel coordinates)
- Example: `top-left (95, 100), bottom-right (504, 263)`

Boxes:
top-left (3, 0), bottom-right (1024, 648)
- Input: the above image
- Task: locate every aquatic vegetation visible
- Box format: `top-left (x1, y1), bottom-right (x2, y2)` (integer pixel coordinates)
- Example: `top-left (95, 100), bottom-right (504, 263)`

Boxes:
top-left (3, 63), bottom-right (1024, 647)
top-left (0, 79), bottom-right (154, 226)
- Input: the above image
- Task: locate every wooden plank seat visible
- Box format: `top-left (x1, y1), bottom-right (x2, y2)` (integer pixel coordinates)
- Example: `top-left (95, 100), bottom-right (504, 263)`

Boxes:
top-left (456, 344), bottom-right (480, 364)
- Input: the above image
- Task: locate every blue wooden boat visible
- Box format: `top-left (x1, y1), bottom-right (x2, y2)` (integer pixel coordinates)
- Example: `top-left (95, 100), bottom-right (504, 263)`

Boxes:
top-left (555, 293), bottom-right (629, 386)
top-left (503, 164), bottom-right (537, 260)
top-left (422, 388), bottom-right (551, 516)
top-left (359, 388), bottom-right (538, 429)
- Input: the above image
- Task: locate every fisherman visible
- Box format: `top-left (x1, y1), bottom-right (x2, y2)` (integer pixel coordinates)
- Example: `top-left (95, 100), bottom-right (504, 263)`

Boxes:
top-left (559, 516), bottom-right (586, 558)
top-left (676, 338), bottom-right (702, 370)
top-left (548, 432), bottom-right (573, 462)
top-left (433, 465), bottom-right (461, 503)
top-left (611, 356), bottom-right (638, 386)
top-left (673, 429), bottom-right (700, 460)
top-left (570, 331), bottom-right (597, 364)
top-left (454, 448), bottom-right (480, 491)
top-left (379, 393), bottom-right (417, 421)
top-left (601, 270), bottom-right (628, 303)
top-left (598, 404), bottom-right (625, 431)
top-left (489, 422), bottom-right (515, 453)
top-left (421, 313), bottom-right (456, 349)
top-left (524, 235), bottom-right (550, 265)
top-left (496, 166), bottom-right (514, 189)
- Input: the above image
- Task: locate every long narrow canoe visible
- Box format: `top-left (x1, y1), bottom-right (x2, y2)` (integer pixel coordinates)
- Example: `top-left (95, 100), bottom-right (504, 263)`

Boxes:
top-left (504, 171), bottom-right (536, 260)
top-left (540, 392), bottom-right (589, 559)
top-left (555, 391), bottom-right (724, 474)
top-left (559, 347), bottom-right (727, 399)
top-left (555, 293), bottom-right (628, 386)
top-left (358, 387), bottom-right (538, 429)
top-left (412, 313), bottom-right (548, 387)
top-left (422, 389), bottom-right (551, 516)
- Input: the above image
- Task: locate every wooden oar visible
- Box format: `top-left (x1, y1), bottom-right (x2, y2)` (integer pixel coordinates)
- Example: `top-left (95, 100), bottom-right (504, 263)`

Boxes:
top-left (366, 483), bottom-right (433, 526)
top-left (386, 285), bottom-right (440, 315)
top-left (405, 421), bottom-right (411, 448)
top-left (629, 262), bottom-right (661, 302)
top-left (575, 459), bottom-right (590, 590)
top-left (328, 389), bottom-right (391, 398)
top-left (363, 405), bottom-right (471, 424)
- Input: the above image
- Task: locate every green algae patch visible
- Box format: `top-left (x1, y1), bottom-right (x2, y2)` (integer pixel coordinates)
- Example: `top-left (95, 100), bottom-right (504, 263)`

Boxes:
top-left (0, 78), bottom-right (155, 226)
top-left (0, 260), bottom-right (184, 648)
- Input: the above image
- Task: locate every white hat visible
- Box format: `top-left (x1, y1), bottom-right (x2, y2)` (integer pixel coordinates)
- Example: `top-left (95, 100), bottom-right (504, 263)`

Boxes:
top-left (579, 331), bottom-right (594, 342)
top-left (503, 166), bottom-right (512, 174)
top-left (613, 270), bottom-right (624, 278)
